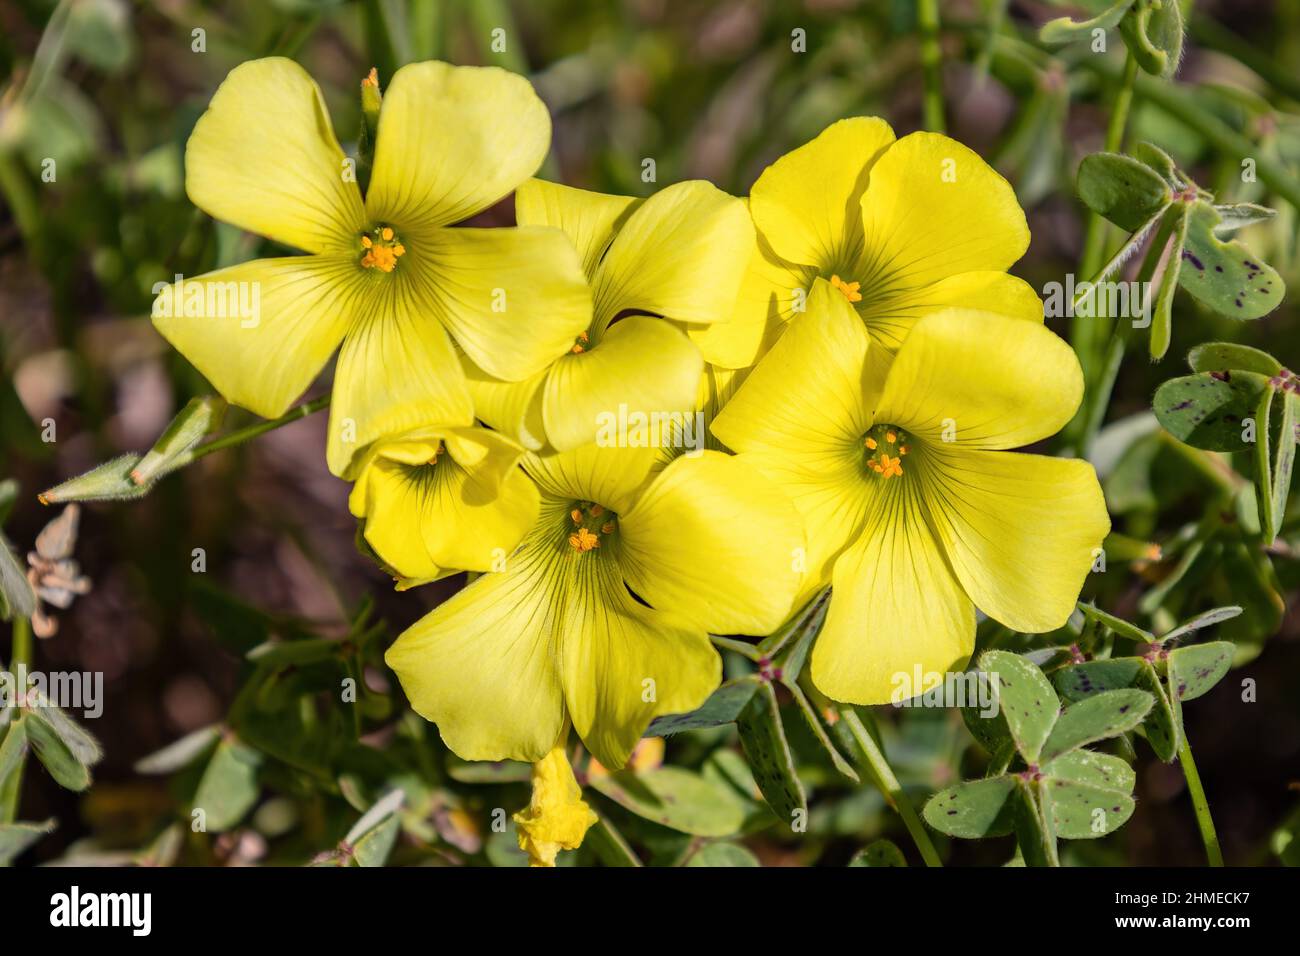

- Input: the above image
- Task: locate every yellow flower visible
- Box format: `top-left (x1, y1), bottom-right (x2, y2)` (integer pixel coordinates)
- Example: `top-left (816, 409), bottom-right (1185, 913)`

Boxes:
top-left (701, 117), bottom-right (1042, 372)
top-left (464, 179), bottom-right (753, 452)
top-left (348, 425), bottom-right (539, 586)
top-left (151, 58), bottom-right (590, 478)
top-left (712, 280), bottom-right (1110, 704)
top-left (513, 746), bottom-right (597, 867)
top-left (385, 444), bottom-right (802, 767)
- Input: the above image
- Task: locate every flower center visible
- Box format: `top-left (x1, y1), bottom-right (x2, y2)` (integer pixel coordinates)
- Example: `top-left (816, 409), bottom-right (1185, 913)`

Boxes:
top-left (830, 274), bottom-right (862, 303)
top-left (571, 331), bottom-right (590, 355)
top-left (360, 225), bottom-right (406, 272)
top-left (567, 501), bottom-right (617, 553)
top-left (426, 441), bottom-right (443, 466)
top-left (863, 424), bottom-right (909, 479)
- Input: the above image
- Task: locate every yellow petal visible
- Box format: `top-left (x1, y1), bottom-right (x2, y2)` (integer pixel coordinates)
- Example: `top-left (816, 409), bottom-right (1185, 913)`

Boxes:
top-left (712, 278), bottom-right (872, 456)
top-left (327, 284), bottom-right (474, 478)
top-left (185, 58), bottom-right (366, 254)
top-left (811, 503), bottom-right (975, 705)
top-left (151, 256), bottom-right (358, 419)
top-left (873, 308), bottom-right (1083, 451)
top-left (687, 225), bottom-right (813, 369)
top-left (515, 178), bottom-right (641, 276)
top-left (749, 116), bottom-right (896, 268)
top-left (524, 443), bottom-right (659, 516)
top-left (592, 180), bottom-right (753, 328)
top-left (857, 131), bottom-right (1029, 295)
top-left (406, 226), bottom-right (591, 381)
top-left (863, 271), bottom-right (1044, 355)
top-left (924, 448), bottom-right (1109, 633)
top-left (385, 541), bottom-right (567, 762)
top-left (513, 746), bottom-right (598, 867)
top-left (560, 555), bottom-right (720, 768)
top-left (541, 317), bottom-right (703, 452)
top-left (618, 451), bottom-right (803, 635)
top-left (462, 357), bottom-right (549, 452)
top-left (366, 62), bottom-right (550, 230)
top-left (349, 426), bottom-right (539, 579)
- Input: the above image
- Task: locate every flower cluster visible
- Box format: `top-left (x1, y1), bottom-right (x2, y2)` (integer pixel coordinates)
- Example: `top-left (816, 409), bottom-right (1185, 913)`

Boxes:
top-left (155, 58), bottom-right (1108, 862)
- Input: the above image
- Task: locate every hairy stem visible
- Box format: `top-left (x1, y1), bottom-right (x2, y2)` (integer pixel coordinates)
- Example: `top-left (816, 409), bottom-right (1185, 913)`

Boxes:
top-left (840, 708), bottom-right (943, 867)
top-left (179, 394), bottom-right (331, 466)
top-left (0, 617), bottom-right (33, 825)
top-left (1069, 51), bottom-right (1138, 452)
top-left (1178, 736), bottom-right (1224, 867)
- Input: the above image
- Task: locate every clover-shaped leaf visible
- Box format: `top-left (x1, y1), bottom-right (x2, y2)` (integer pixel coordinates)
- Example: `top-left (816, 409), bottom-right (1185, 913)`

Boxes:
top-left (1040, 689), bottom-right (1152, 761)
top-left (1040, 0), bottom-right (1136, 45)
top-left (1188, 342), bottom-right (1283, 377)
top-left (1180, 201), bottom-right (1285, 320)
top-left (923, 775), bottom-right (1017, 839)
top-left (736, 680), bottom-right (806, 828)
top-left (980, 650), bottom-right (1058, 764)
top-left (1118, 0), bottom-right (1185, 78)
top-left (1056, 606), bottom-right (1240, 762)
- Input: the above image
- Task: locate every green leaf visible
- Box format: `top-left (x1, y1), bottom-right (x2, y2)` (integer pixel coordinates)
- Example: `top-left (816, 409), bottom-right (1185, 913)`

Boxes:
top-left (1135, 661), bottom-right (1180, 761)
top-left (25, 710), bottom-right (91, 791)
top-left (445, 757), bottom-right (532, 784)
top-left (1076, 602), bottom-right (1155, 642)
top-left (1161, 606), bottom-right (1243, 643)
top-left (848, 839), bottom-right (908, 867)
top-left (1148, 203), bottom-right (1190, 360)
top-left (786, 681), bottom-right (858, 782)
top-left (1040, 0), bottom-right (1136, 45)
top-left (585, 815), bottom-right (641, 867)
top-left (1153, 369), bottom-right (1271, 452)
top-left (1131, 141), bottom-right (1181, 186)
top-left (644, 676), bottom-right (759, 737)
top-left (0, 818), bottom-right (55, 865)
top-left (344, 790), bottom-right (405, 867)
top-left (1118, 0), bottom-right (1184, 78)
top-left (1040, 689), bottom-right (1153, 761)
top-left (0, 527), bottom-right (36, 621)
top-left (686, 841), bottom-right (761, 867)
top-left (736, 681), bottom-right (806, 828)
top-left (589, 767), bottom-right (748, 837)
top-left (134, 724), bottom-right (221, 775)
top-left (130, 396), bottom-right (227, 485)
top-left (1188, 342), bottom-right (1282, 376)
top-left (1042, 749), bottom-right (1136, 794)
top-left (923, 775), bottom-right (1017, 838)
top-left (1168, 641), bottom-right (1234, 701)
top-left (1269, 391), bottom-right (1297, 542)
top-left (1047, 779), bottom-right (1135, 838)
top-left (192, 738), bottom-right (262, 832)
top-left (1055, 658), bottom-right (1144, 701)
top-left (1077, 151), bottom-right (1172, 232)
top-left (1212, 203), bottom-right (1278, 236)
top-left (980, 650), bottom-right (1059, 763)
top-left (961, 670), bottom-right (1013, 754)
top-left (1179, 201), bottom-right (1285, 319)
top-left (25, 699), bottom-right (102, 768)
top-left (757, 585), bottom-right (830, 658)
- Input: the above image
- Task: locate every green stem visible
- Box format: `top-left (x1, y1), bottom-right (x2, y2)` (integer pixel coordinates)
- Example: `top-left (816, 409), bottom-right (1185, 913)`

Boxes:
top-left (178, 395), bottom-right (331, 467)
top-left (917, 0), bottom-right (946, 132)
top-left (1068, 51), bottom-right (1137, 452)
top-left (1, 617), bottom-right (33, 824)
top-left (1178, 736), bottom-right (1224, 867)
top-left (840, 708), bottom-right (942, 867)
